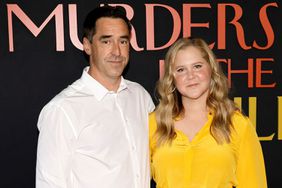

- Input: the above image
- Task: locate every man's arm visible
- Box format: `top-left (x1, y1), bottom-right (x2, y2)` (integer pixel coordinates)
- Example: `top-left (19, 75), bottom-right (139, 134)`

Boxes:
top-left (36, 103), bottom-right (74, 188)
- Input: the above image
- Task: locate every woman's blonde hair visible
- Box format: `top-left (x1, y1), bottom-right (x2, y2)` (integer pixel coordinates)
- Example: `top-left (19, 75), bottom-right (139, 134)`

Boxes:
top-left (155, 37), bottom-right (238, 145)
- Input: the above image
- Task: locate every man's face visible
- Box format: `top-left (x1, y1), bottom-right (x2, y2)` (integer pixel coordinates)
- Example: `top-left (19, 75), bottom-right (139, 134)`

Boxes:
top-left (83, 17), bottom-right (130, 82)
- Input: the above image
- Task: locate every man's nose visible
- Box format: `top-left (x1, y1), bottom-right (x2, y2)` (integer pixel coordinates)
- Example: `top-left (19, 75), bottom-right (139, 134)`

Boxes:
top-left (111, 42), bottom-right (121, 56)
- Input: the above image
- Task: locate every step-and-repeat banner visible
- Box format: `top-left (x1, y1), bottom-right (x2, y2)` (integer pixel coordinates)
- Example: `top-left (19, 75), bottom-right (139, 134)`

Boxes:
top-left (0, 0), bottom-right (281, 187)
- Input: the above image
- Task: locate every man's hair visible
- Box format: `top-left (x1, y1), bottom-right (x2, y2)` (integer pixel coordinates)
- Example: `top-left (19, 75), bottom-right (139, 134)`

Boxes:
top-left (83, 5), bottom-right (132, 42)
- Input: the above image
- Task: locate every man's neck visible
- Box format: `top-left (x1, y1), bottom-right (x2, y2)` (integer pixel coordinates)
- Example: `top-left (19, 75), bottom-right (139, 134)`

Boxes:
top-left (88, 68), bottom-right (121, 92)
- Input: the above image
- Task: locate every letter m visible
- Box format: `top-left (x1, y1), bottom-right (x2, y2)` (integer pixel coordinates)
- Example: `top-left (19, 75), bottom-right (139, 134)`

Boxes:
top-left (7, 4), bottom-right (64, 51)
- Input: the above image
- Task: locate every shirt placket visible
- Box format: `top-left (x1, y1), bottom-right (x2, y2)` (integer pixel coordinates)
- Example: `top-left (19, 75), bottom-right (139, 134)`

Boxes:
top-left (114, 93), bottom-right (140, 188)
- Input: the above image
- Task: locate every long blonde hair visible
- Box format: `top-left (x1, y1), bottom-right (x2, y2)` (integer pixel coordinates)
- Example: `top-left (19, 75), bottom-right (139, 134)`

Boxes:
top-left (155, 37), bottom-right (238, 145)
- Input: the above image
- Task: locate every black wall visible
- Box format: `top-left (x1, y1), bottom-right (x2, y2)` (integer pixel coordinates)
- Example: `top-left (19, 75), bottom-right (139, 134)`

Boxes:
top-left (0, 1), bottom-right (281, 187)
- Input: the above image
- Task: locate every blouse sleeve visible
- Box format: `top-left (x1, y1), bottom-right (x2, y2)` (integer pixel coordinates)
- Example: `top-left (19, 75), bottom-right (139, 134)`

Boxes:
top-left (236, 117), bottom-right (268, 188)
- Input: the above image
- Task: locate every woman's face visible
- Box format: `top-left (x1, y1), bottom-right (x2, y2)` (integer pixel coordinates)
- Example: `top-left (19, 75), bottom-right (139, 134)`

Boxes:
top-left (173, 46), bottom-right (212, 103)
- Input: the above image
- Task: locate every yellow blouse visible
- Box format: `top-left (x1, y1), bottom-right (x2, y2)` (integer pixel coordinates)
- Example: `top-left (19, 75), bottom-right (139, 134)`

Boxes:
top-left (149, 112), bottom-right (267, 188)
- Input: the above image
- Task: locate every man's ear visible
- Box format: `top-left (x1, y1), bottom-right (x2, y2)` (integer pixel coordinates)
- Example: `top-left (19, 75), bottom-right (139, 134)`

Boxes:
top-left (83, 37), bottom-right (91, 55)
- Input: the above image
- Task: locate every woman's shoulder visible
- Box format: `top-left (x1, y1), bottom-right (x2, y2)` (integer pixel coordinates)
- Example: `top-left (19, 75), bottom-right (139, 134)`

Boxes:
top-left (149, 112), bottom-right (158, 135)
top-left (231, 111), bottom-right (255, 137)
top-left (149, 111), bottom-right (156, 119)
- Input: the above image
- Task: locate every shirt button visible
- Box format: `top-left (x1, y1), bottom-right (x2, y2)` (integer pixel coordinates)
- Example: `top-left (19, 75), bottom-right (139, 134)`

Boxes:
top-left (132, 145), bottom-right (136, 151)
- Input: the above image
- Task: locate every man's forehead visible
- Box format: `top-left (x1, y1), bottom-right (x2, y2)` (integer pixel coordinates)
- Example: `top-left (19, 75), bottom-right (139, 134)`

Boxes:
top-left (93, 19), bottom-right (129, 39)
top-left (96, 17), bottom-right (128, 29)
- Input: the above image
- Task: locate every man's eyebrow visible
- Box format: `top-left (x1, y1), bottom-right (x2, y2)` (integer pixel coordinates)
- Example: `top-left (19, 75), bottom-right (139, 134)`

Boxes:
top-left (99, 35), bottom-right (112, 40)
top-left (120, 35), bottom-right (130, 40)
top-left (99, 35), bottom-right (130, 40)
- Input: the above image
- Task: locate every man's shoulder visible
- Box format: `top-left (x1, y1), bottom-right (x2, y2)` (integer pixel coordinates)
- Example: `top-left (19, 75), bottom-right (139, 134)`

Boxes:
top-left (124, 79), bottom-right (147, 92)
top-left (124, 79), bottom-right (155, 112)
top-left (43, 78), bottom-right (86, 108)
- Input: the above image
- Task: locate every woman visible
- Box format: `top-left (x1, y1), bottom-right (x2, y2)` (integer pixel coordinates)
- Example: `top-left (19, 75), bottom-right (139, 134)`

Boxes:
top-left (149, 37), bottom-right (267, 188)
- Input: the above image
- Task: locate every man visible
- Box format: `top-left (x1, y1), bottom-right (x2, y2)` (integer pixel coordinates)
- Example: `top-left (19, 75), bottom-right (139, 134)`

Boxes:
top-left (36, 5), bottom-right (154, 188)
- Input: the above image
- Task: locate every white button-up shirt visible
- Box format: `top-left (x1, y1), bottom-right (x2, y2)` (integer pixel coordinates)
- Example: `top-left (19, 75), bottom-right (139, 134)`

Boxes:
top-left (36, 67), bottom-right (155, 188)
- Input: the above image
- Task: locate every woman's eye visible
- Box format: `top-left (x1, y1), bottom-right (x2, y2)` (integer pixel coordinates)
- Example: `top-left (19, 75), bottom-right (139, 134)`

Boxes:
top-left (194, 64), bottom-right (202, 69)
top-left (176, 68), bottom-right (184, 72)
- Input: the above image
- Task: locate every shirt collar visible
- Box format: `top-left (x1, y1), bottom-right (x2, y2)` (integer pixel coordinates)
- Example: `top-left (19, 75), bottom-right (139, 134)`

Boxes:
top-left (81, 66), bottom-right (129, 101)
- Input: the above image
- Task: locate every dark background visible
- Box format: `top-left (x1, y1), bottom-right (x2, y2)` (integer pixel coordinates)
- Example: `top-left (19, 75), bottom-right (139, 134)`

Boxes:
top-left (0, 1), bottom-right (281, 187)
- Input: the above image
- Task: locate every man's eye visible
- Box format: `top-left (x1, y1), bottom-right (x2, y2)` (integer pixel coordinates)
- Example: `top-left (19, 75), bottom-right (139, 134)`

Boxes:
top-left (101, 40), bottom-right (110, 44)
top-left (120, 40), bottom-right (129, 45)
